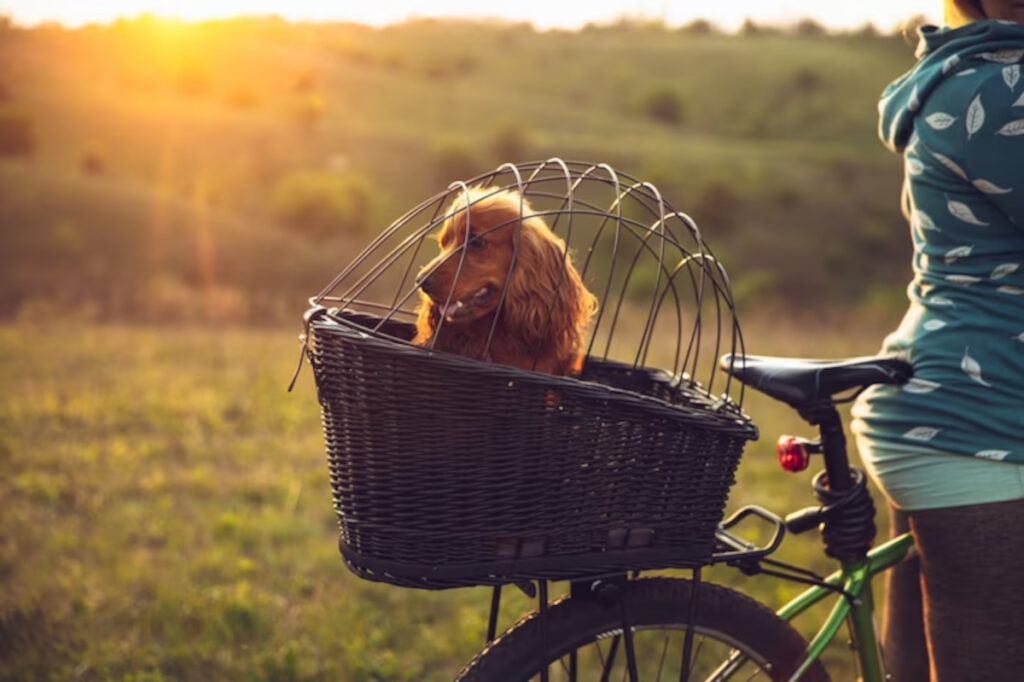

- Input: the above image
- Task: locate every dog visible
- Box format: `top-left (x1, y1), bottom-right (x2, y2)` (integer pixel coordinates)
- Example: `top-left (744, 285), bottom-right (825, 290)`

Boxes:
top-left (413, 186), bottom-right (597, 376)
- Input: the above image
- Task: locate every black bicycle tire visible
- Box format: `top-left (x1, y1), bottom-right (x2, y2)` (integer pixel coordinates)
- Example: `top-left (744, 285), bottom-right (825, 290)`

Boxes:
top-left (456, 577), bottom-right (830, 682)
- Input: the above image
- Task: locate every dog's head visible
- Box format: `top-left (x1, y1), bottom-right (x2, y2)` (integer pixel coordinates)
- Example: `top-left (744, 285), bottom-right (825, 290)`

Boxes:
top-left (417, 187), bottom-right (544, 324)
top-left (415, 186), bottom-right (597, 366)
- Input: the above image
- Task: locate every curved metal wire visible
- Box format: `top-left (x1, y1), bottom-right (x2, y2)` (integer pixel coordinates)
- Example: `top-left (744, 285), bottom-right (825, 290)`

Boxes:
top-left (313, 159), bottom-right (748, 408)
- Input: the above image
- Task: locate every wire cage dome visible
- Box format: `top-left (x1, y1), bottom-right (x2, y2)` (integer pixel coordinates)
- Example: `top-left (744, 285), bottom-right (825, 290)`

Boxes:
top-left (301, 159), bottom-right (758, 589)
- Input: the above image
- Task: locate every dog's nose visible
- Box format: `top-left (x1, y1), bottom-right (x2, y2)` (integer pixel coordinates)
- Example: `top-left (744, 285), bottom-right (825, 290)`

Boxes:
top-left (417, 271), bottom-right (438, 296)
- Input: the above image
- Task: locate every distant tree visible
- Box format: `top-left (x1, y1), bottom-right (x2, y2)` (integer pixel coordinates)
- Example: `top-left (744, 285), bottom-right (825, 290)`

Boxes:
top-left (0, 110), bottom-right (35, 157)
top-left (793, 18), bottom-right (827, 37)
top-left (739, 19), bottom-right (762, 37)
top-left (642, 88), bottom-right (684, 127)
top-left (850, 22), bottom-right (880, 39)
top-left (681, 19), bottom-right (715, 36)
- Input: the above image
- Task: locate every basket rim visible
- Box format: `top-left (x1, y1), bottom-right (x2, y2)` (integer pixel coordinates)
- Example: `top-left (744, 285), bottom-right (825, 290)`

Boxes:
top-left (308, 306), bottom-right (757, 439)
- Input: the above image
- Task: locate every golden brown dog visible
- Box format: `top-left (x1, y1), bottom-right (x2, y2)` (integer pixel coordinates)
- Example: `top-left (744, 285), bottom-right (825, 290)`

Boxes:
top-left (414, 186), bottom-right (597, 376)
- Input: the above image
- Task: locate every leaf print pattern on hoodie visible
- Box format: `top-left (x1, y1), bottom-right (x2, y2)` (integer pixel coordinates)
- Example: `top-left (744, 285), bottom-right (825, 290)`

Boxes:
top-left (852, 20), bottom-right (1024, 463)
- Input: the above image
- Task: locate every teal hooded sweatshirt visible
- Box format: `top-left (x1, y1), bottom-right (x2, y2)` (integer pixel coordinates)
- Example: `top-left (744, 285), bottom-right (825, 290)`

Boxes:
top-left (851, 21), bottom-right (1024, 463)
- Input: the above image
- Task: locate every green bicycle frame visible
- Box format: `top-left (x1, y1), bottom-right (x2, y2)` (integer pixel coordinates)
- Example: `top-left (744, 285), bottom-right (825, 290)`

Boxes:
top-left (775, 531), bottom-right (915, 682)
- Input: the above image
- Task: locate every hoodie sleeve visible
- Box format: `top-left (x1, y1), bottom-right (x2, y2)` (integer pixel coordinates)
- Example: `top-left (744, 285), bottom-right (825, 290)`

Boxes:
top-left (962, 66), bottom-right (1024, 227)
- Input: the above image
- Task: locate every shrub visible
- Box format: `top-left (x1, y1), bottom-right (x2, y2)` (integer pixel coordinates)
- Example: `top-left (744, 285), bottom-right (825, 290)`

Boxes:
top-left (642, 88), bottom-right (684, 127)
top-left (271, 170), bottom-right (374, 239)
top-left (791, 67), bottom-right (825, 95)
top-left (680, 19), bottom-right (715, 36)
top-left (793, 18), bottom-right (827, 37)
top-left (0, 109), bottom-right (35, 157)
top-left (694, 180), bottom-right (741, 229)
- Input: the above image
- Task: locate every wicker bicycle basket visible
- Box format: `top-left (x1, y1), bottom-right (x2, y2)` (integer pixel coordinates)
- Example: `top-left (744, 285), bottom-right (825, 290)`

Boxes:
top-left (301, 160), bottom-right (757, 589)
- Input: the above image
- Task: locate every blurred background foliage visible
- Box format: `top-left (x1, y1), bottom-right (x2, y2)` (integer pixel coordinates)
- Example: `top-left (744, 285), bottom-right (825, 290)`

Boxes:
top-left (0, 14), bottom-right (919, 325)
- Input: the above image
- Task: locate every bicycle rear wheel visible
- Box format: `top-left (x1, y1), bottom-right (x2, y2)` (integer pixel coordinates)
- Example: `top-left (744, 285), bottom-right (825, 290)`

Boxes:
top-left (456, 577), bottom-right (829, 682)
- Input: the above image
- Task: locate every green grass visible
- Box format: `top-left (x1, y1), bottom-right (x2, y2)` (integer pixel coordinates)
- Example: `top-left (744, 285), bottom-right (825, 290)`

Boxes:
top-left (0, 314), bottom-right (902, 680)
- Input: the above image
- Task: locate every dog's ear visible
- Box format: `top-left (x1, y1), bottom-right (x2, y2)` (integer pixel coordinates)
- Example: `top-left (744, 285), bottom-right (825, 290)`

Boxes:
top-left (412, 291), bottom-right (440, 345)
top-left (504, 220), bottom-right (597, 363)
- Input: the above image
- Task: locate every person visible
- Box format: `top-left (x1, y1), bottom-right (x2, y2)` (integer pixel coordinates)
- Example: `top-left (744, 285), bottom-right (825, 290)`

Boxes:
top-left (850, 0), bottom-right (1024, 679)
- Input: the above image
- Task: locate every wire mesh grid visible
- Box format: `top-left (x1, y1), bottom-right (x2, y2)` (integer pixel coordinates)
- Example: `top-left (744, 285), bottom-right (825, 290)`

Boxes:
top-left (302, 159), bottom-right (758, 588)
top-left (313, 159), bottom-right (748, 398)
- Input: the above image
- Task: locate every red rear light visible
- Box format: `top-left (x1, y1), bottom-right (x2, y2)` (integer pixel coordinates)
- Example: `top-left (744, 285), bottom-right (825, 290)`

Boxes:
top-left (776, 435), bottom-right (810, 472)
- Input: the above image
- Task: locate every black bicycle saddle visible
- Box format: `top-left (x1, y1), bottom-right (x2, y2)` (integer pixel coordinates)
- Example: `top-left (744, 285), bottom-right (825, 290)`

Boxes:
top-left (719, 354), bottom-right (913, 410)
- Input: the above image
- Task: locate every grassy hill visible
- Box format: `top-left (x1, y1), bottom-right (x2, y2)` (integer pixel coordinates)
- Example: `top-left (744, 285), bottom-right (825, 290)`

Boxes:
top-left (0, 17), bottom-right (919, 323)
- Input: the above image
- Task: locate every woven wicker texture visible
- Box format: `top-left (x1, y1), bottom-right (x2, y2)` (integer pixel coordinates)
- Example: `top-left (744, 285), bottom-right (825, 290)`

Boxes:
top-left (302, 160), bottom-right (757, 589)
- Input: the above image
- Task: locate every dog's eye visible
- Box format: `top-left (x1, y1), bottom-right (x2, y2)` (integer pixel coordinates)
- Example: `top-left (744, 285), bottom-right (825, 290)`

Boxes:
top-left (468, 236), bottom-right (485, 251)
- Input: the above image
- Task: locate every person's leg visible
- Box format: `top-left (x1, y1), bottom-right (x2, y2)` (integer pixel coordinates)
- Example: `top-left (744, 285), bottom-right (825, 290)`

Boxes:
top-left (908, 498), bottom-right (1024, 681)
top-left (880, 505), bottom-right (930, 681)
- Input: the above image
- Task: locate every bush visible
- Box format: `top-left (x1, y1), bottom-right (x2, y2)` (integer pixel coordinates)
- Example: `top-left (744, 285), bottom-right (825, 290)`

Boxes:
top-left (791, 67), bottom-right (825, 95)
top-left (0, 109), bottom-right (35, 157)
top-left (642, 88), bottom-right (684, 127)
top-left (793, 18), bottom-right (827, 37)
top-left (694, 180), bottom-right (741, 230)
top-left (680, 19), bottom-right (715, 36)
top-left (271, 170), bottom-right (374, 239)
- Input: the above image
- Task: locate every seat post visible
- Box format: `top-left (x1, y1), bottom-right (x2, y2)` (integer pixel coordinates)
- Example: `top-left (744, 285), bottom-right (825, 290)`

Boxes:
top-left (810, 406), bottom-right (852, 492)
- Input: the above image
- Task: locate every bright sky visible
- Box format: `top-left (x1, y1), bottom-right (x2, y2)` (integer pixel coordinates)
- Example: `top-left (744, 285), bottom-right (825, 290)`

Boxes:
top-left (1, 0), bottom-right (942, 32)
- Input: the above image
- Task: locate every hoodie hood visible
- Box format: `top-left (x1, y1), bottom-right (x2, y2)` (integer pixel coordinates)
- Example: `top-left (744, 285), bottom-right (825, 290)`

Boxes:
top-left (879, 20), bottom-right (1024, 152)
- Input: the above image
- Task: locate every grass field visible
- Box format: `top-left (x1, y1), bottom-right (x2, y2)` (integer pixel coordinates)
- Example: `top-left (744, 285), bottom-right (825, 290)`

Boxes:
top-left (0, 312), bottom-right (902, 681)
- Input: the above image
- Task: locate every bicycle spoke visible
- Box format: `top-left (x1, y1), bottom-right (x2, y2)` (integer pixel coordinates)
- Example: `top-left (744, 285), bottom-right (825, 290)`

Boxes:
top-left (600, 635), bottom-right (621, 682)
top-left (656, 634), bottom-right (669, 682)
top-left (685, 635), bottom-right (706, 681)
top-left (742, 666), bottom-right (765, 682)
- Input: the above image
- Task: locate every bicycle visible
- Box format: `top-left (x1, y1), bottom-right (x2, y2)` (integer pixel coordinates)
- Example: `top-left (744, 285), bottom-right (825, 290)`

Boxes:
top-left (454, 352), bottom-right (913, 682)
